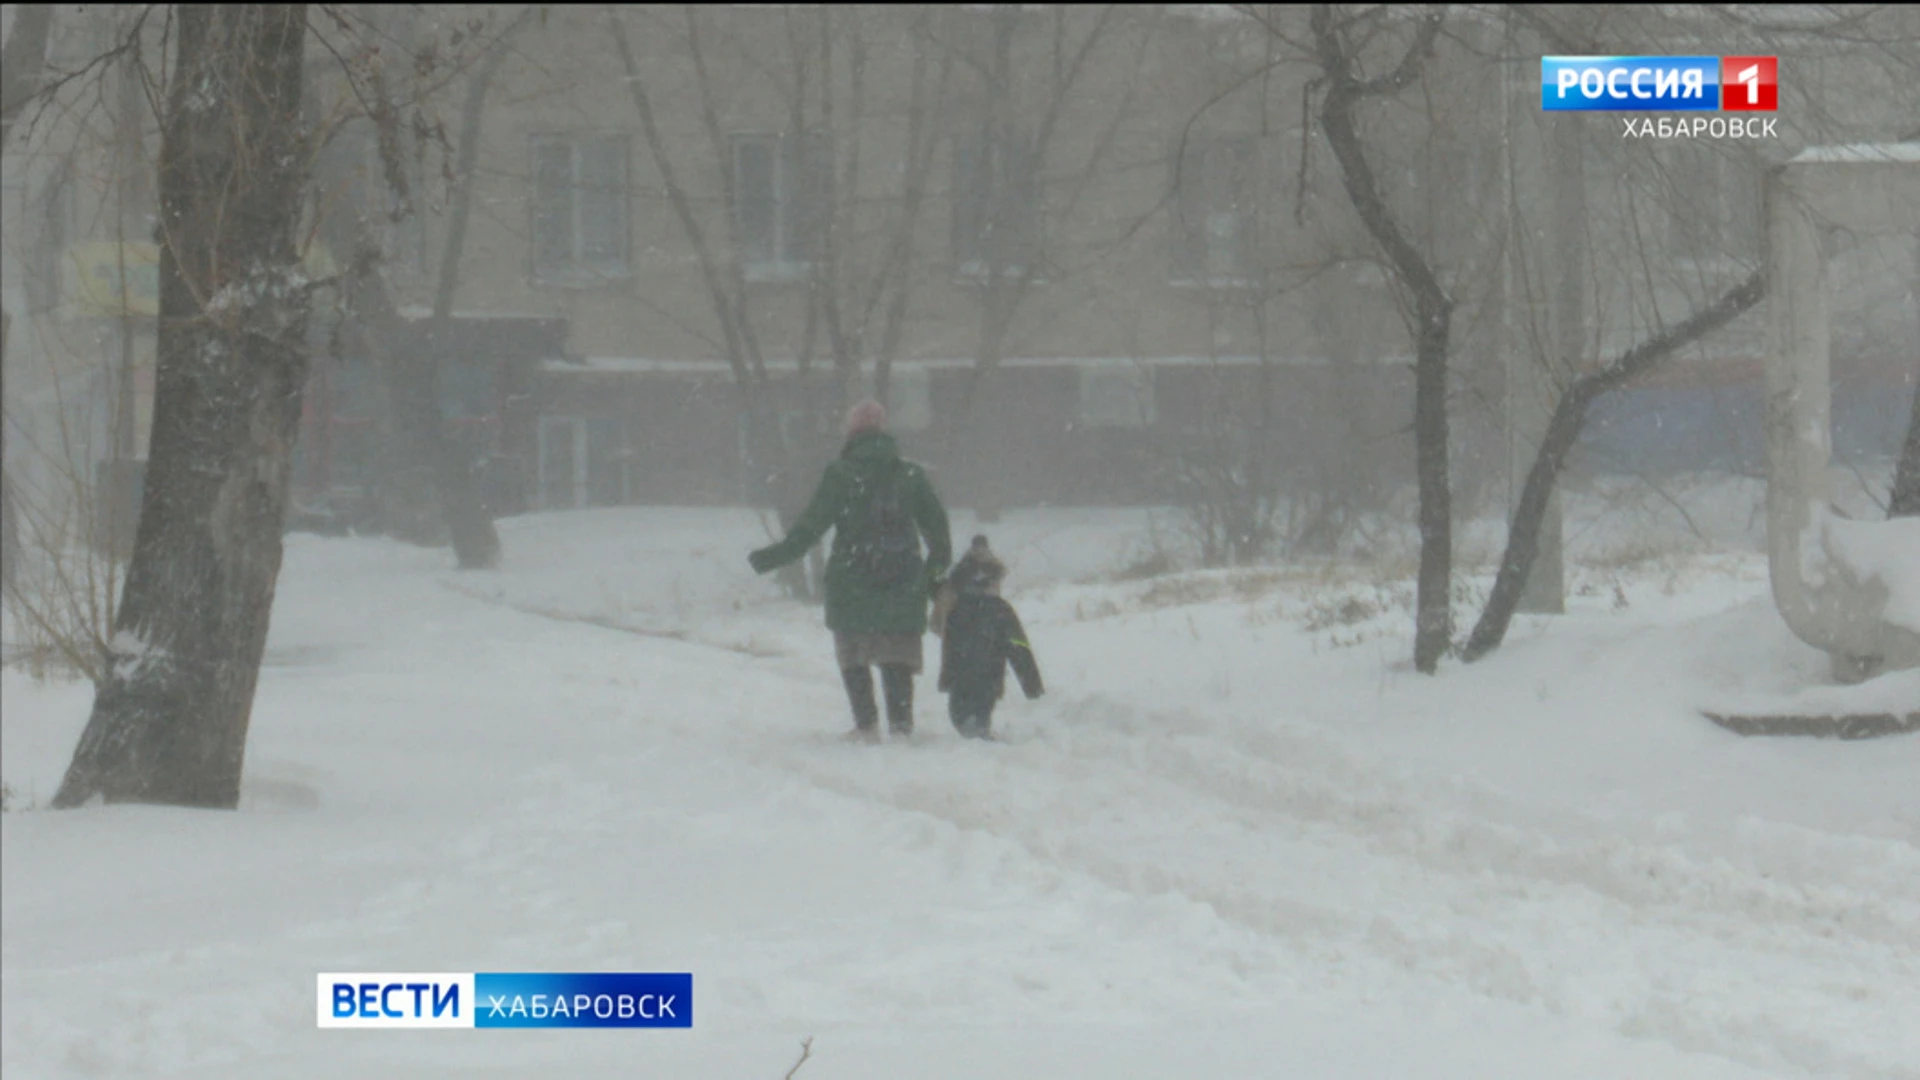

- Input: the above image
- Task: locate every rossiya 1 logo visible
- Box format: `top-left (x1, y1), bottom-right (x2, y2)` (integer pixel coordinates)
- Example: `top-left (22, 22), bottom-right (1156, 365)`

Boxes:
top-left (1718, 56), bottom-right (1778, 111)
top-left (1540, 56), bottom-right (1777, 112)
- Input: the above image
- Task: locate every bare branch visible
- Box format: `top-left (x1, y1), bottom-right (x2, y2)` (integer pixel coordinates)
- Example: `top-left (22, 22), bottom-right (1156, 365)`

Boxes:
top-left (7, 6), bottom-right (153, 148)
top-left (683, 5), bottom-right (772, 386)
top-left (1310, 5), bottom-right (1450, 312)
top-left (783, 1036), bottom-right (815, 1080)
top-left (606, 6), bottom-right (762, 429)
top-left (0, 4), bottom-right (56, 142)
top-left (1349, 7), bottom-right (1444, 98)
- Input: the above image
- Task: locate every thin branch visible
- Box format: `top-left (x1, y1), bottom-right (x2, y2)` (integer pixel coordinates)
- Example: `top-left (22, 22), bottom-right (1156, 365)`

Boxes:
top-left (0, 4), bottom-right (57, 140)
top-left (8, 6), bottom-right (153, 147)
top-left (1350, 8), bottom-right (1444, 97)
top-left (683, 5), bottom-right (771, 386)
top-left (783, 1036), bottom-right (814, 1080)
top-left (605, 5), bottom-right (765, 444)
top-left (427, 6), bottom-right (536, 322)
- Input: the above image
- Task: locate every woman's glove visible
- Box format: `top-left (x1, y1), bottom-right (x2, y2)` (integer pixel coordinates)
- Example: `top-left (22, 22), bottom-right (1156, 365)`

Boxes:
top-left (748, 546), bottom-right (780, 574)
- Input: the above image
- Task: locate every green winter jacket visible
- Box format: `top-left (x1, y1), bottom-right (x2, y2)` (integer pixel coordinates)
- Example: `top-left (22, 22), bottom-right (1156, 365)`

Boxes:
top-left (749, 432), bottom-right (953, 635)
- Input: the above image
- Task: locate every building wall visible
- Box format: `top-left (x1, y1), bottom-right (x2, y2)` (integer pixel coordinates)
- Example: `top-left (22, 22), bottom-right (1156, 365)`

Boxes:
top-left (371, 6), bottom-right (1413, 370)
top-left (6, 5), bottom-right (1916, 520)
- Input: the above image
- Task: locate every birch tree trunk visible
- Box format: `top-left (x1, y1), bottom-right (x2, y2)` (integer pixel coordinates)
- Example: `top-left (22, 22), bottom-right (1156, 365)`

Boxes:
top-left (53, 5), bottom-right (311, 809)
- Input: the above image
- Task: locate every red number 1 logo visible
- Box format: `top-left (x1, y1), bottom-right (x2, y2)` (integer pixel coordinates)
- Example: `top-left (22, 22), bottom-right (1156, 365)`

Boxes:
top-left (1721, 56), bottom-right (1778, 111)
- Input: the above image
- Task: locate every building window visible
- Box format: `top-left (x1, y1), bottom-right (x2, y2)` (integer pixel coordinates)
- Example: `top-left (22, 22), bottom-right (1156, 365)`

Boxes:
top-left (1076, 365), bottom-right (1155, 429)
top-left (1173, 136), bottom-right (1259, 287)
top-left (952, 129), bottom-right (1040, 280)
top-left (531, 134), bottom-right (630, 281)
top-left (730, 131), bottom-right (831, 282)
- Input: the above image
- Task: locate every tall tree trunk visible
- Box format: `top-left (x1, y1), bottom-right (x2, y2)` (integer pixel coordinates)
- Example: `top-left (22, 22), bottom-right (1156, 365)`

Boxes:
top-left (351, 12), bottom-right (520, 568)
top-left (1311, 4), bottom-right (1453, 673)
top-left (53, 5), bottom-right (311, 809)
top-left (1462, 273), bottom-right (1764, 661)
top-left (409, 10), bottom-right (535, 570)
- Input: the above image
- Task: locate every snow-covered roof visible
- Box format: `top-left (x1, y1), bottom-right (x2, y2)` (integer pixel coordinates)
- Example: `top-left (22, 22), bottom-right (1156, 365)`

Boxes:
top-left (1784, 144), bottom-right (1920, 166)
top-left (545, 354), bottom-right (1419, 376)
top-left (394, 306), bottom-right (560, 321)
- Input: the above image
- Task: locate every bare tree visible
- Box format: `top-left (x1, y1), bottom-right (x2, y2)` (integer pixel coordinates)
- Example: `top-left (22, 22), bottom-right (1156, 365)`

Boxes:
top-left (1, 4), bottom-right (58, 595)
top-left (606, 5), bottom-right (801, 598)
top-left (1144, 11), bottom-right (1422, 569)
top-left (607, 5), bottom-right (956, 595)
top-left (0, 352), bottom-right (131, 682)
top-left (1463, 273), bottom-right (1764, 660)
top-left (607, 6), bottom-right (780, 474)
top-left (937, 5), bottom-right (1144, 457)
top-left (53, 5), bottom-right (313, 809)
top-left (348, 7), bottom-right (535, 570)
top-left (1308, 3), bottom-right (1454, 673)
top-left (1163, 297), bottom-right (1296, 569)
top-left (1463, 4), bottom-right (1920, 659)
top-left (3, 7), bottom-right (158, 678)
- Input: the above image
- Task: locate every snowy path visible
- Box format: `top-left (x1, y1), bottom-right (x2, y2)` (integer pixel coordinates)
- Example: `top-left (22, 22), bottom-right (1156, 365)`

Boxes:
top-left (654, 616), bottom-right (1920, 1077)
top-left (749, 697), bottom-right (1920, 1077)
top-left (5, 509), bottom-right (1918, 1078)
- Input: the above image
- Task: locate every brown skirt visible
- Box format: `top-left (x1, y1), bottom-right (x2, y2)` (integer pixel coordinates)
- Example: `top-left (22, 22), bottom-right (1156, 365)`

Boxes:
top-left (834, 631), bottom-right (923, 673)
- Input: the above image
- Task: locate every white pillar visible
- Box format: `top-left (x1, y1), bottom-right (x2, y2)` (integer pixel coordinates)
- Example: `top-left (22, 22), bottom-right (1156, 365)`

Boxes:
top-left (1764, 154), bottom-right (1920, 678)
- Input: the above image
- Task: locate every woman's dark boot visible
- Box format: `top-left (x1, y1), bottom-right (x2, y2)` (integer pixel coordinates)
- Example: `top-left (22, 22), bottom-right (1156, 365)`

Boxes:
top-left (841, 666), bottom-right (881, 741)
top-left (880, 664), bottom-right (914, 737)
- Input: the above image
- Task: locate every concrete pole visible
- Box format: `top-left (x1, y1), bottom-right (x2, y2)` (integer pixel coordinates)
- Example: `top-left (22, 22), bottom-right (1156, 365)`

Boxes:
top-left (1764, 156), bottom-right (1920, 678)
top-left (1511, 92), bottom-right (1571, 614)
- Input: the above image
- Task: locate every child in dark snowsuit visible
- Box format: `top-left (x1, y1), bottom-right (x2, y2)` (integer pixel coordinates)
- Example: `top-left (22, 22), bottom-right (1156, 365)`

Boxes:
top-left (937, 536), bottom-right (1043, 739)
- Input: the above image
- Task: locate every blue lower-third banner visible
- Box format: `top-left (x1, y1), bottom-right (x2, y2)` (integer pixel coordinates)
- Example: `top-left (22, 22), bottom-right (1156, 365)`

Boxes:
top-left (317, 972), bottom-right (692, 1029)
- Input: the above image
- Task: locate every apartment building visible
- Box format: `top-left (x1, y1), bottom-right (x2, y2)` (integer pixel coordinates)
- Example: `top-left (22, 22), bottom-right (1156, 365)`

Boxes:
top-left (5, 5), bottom-right (1913, 529)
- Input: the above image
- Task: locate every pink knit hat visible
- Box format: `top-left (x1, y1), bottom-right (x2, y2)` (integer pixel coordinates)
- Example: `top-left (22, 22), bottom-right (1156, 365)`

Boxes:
top-left (845, 398), bottom-right (887, 436)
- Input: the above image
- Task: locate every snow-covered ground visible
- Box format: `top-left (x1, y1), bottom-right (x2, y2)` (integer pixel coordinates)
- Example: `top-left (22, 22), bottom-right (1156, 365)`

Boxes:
top-left (4, 489), bottom-right (1917, 1079)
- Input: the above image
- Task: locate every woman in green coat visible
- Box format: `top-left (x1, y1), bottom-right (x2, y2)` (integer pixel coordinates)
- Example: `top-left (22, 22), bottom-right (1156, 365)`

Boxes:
top-left (749, 400), bottom-right (953, 741)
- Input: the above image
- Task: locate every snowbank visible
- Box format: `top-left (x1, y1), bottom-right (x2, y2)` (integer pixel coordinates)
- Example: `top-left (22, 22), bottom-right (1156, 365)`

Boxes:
top-left (5, 499), bottom-right (1917, 1079)
top-left (1823, 515), bottom-right (1920, 634)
